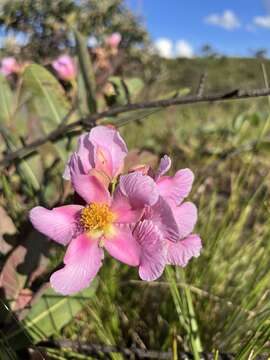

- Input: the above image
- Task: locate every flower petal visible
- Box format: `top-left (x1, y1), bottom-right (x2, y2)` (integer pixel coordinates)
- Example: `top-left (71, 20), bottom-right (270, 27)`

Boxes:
top-left (90, 126), bottom-right (128, 179)
top-left (157, 168), bottom-right (194, 205)
top-left (144, 196), bottom-right (180, 243)
top-left (76, 133), bottom-right (95, 173)
top-left (134, 220), bottom-right (166, 281)
top-left (111, 187), bottom-right (143, 224)
top-left (155, 155), bottom-right (171, 180)
top-left (71, 168), bottom-right (111, 205)
top-left (29, 205), bottom-right (82, 245)
top-left (104, 225), bottom-right (140, 266)
top-left (167, 234), bottom-right (202, 267)
top-left (50, 233), bottom-right (104, 295)
top-left (119, 172), bottom-right (159, 208)
top-left (63, 134), bottom-right (95, 180)
top-left (172, 202), bottom-right (197, 239)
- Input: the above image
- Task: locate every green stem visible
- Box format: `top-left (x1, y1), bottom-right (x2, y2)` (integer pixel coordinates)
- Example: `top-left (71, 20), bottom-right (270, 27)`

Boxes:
top-left (74, 29), bottom-right (97, 114)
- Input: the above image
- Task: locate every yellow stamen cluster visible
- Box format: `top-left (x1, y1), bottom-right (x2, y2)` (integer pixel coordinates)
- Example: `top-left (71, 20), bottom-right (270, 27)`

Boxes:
top-left (80, 203), bottom-right (114, 232)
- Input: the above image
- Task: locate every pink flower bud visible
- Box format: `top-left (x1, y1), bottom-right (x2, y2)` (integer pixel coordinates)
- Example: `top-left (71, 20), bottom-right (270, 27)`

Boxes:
top-left (0, 57), bottom-right (21, 76)
top-left (52, 55), bottom-right (76, 82)
top-left (106, 33), bottom-right (122, 48)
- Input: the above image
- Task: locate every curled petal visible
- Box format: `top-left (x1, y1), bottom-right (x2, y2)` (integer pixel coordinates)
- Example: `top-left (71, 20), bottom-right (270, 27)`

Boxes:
top-left (155, 155), bottom-right (171, 180)
top-left (172, 202), bottom-right (198, 239)
top-left (29, 205), bottom-right (82, 245)
top-left (63, 134), bottom-right (95, 180)
top-left (134, 220), bottom-right (166, 281)
top-left (76, 133), bottom-right (95, 170)
top-left (64, 153), bottom-right (86, 180)
top-left (119, 172), bottom-right (159, 208)
top-left (104, 225), bottom-right (140, 266)
top-left (50, 234), bottom-right (103, 295)
top-left (71, 168), bottom-right (111, 205)
top-left (144, 196), bottom-right (180, 243)
top-left (167, 234), bottom-right (202, 267)
top-left (157, 168), bottom-right (194, 205)
top-left (90, 126), bottom-right (128, 179)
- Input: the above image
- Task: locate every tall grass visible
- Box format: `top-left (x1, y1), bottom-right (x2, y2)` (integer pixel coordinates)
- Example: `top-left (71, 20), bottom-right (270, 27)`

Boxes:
top-left (49, 94), bottom-right (270, 358)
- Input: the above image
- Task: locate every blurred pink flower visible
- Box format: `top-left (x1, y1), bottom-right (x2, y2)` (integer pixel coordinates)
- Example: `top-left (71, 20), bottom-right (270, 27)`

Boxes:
top-left (63, 125), bottom-right (128, 183)
top-left (0, 57), bottom-right (21, 76)
top-left (29, 172), bottom-right (159, 295)
top-left (135, 155), bottom-right (202, 281)
top-left (106, 32), bottom-right (122, 48)
top-left (52, 55), bottom-right (76, 81)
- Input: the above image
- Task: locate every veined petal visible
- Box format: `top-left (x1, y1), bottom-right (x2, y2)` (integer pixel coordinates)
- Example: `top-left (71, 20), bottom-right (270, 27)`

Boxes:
top-left (104, 225), bottom-right (140, 266)
top-left (172, 202), bottom-right (198, 239)
top-left (50, 233), bottom-right (104, 295)
top-left (111, 187), bottom-right (143, 224)
top-left (157, 168), bottom-right (194, 205)
top-left (119, 172), bottom-right (159, 208)
top-left (134, 220), bottom-right (166, 281)
top-left (144, 196), bottom-right (180, 243)
top-left (155, 155), bottom-right (171, 180)
top-left (71, 169), bottom-right (111, 205)
top-left (29, 205), bottom-right (82, 245)
top-left (167, 234), bottom-right (202, 267)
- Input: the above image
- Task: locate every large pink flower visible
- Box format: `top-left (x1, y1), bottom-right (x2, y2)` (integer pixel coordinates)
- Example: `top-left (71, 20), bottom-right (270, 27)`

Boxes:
top-left (135, 155), bottom-right (202, 280)
top-left (63, 125), bottom-right (128, 183)
top-left (52, 55), bottom-right (76, 81)
top-left (29, 172), bottom-right (159, 295)
top-left (0, 57), bottom-right (21, 76)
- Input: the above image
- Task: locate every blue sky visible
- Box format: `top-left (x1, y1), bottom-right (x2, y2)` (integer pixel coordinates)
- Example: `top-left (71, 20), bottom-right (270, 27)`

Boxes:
top-left (125, 0), bottom-right (270, 57)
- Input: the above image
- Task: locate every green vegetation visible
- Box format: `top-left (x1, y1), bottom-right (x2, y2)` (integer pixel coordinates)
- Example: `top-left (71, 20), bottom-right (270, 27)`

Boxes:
top-left (1, 52), bottom-right (270, 359)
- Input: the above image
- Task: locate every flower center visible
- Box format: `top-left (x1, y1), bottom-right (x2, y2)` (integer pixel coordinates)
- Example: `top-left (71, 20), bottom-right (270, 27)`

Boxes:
top-left (80, 203), bottom-right (114, 232)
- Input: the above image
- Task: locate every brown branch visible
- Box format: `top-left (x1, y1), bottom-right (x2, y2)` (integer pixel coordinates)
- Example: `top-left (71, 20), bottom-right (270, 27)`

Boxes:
top-left (1, 87), bottom-right (270, 168)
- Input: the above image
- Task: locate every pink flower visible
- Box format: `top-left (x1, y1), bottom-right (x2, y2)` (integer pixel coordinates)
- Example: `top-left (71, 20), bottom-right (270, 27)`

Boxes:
top-left (134, 155), bottom-right (202, 281)
top-left (0, 57), bottom-right (21, 76)
top-left (63, 125), bottom-right (128, 183)
top-left (106, 32), bottom-right (122, 48)
top-left (52, 55), bottom-right (76, 81)
top-left (29, 172), bottom-right (159, 295)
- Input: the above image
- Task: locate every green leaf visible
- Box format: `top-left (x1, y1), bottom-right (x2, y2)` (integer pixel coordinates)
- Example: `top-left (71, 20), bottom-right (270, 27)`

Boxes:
top-left (0, 126), bottom-right (41, 191)
top-left (21, 64), bottom-right (72, 162)
top-left (0, 74), bottom-right (13, 127)
top-left (3, 281), bottom-right (98, 350)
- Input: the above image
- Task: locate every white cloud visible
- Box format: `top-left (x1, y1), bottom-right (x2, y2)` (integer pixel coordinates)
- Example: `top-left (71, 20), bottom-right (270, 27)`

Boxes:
top-left (253, 15), bottom-right (270, 28)
top-left (154, 38), bottom-right (173, 58)
top-left (175, 40), bottom-right (194, 58)
top-left (205, 10), bottom-right (241, 30)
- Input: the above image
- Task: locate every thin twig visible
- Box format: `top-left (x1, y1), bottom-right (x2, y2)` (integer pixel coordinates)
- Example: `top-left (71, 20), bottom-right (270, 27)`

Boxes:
top-left (1, 86), bottom-right (270, 168)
